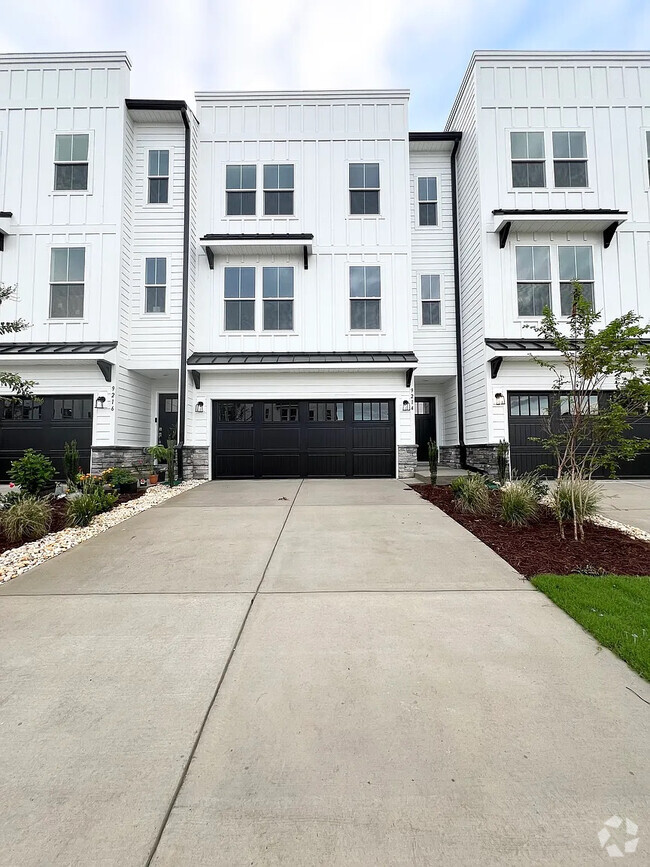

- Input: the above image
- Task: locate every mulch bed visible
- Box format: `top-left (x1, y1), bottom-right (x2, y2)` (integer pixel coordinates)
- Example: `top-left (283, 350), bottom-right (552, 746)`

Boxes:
top-left (413, 484), bottom-right (650, 578)
top-left (0, 491), bottom-right (145, 557)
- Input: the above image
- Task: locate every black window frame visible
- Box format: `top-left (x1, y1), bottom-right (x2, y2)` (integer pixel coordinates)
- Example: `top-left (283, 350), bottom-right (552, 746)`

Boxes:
top-left (353, 401), bottom-right (390, 422)
top-left (308, 402), bottom-right (344, 422)
top-left (349, 162), bottom-right (380, 215)
top-left (217, 402), bottom-right (254, 422)
top-left (263, 402), bottom-right (299, 423)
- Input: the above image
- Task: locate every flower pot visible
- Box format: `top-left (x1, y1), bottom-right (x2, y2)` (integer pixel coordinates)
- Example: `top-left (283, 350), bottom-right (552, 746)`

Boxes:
top-left (148, 474), bottom-right (159, 485)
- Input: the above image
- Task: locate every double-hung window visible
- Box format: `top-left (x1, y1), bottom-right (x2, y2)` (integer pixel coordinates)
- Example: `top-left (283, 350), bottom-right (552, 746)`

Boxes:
top-left (553, 131), bottom-right (588, 187)
top-left (54, 134), bottom-right (89, 191)
top-left (145, 258), bottom-right (166, 313)
top-left (148, 150), bottom-right (169, 203)
top-left (559, 247), bottom-right (594, 315)
top-left (263, 165), bottom-right (294, 215)
top-left (263, 267), bottom-right (294, 330)
top-left (349, 163), bottom-right (379, 215)
top-left (350, 266), bottom-right (381, 330)
top-left (510, 132), bottom-right (546, 188)
top-left (417, 177), bottom-right (438, 225)
top-left (516, 246), bottom-right (551, 317)
top-left (420, 275), bottom-right (441, 325)
top-left (224, 266), bottom-right (255, 330)
top-left (50, 247), bottom-right (85, 318)
top-left (226, 165), bottom-right (256, 215)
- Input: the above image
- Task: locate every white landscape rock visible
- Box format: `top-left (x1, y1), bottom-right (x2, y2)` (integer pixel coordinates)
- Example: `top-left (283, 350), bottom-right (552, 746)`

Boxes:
top-left (589, 513), bottom-right (650, 543)
top-left (0, 481), bottom-right (205, 585)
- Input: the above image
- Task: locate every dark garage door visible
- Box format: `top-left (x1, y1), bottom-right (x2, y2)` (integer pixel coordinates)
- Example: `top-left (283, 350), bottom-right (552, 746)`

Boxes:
top-left (0, 395), bottom-right (93, 481)
top-left (508, 391), bottom-right (650, 478)
top-left (212, 399), bottom-right (395, 479)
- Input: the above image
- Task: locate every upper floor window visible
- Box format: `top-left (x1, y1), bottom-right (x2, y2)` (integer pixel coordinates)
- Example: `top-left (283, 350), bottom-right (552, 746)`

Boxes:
top-left (552, 132), bottom-right (588, 187)
top-left (54, 134), bottom-right (89, 191)
top-left (264, 165), bottom-right (294, 215)
top-left (145, 257), bottom-right (166, 313)
top-left (559, 246), bottom-right (594, 316)
top-left (510, 132), bottom-right (546, 188)
top-left (417, 177), bottom-right (438, 225)
top-left (226, 165), bottom-right (256, 215)
top-left (50, 247), bottom-right (85, 318)
top-left (350, 265), bottom-right (381, 330)
top-left (515, 246), bottom-right (550, 317)
top-left (148, 150), bottom-right (169, 204)
top-left (224, 266), bottom-right (255, 330)
top-left (263, 266), bottom-right (294, 330)
top-left (646, 131), bottom-right (650, 184)
top-left (349, 163), bottom-right (379, 215)
top-left (420, 274), bottom-right (441, 325)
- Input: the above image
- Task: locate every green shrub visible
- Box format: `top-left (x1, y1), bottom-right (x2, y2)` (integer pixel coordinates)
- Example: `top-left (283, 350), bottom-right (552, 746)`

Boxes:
top-left (450, 472), bottom-right (490, 514)
top-left (108, 467), bottom-right (136, 486)
top-left (147, 445), bottom-right (168, 463)
top-left (63, 440), bottom-right (80, 487)
top-left (8, 449), bottom-right (56, 495)
top-left (512, 470), bottom-right (549, 501)
top-left (0, 489), bottom-right (23, 510)
top-left (551, 477), bottom-right (601, 523)
top-left (500, 480), bottom-right (539, 526)
top-left (66, 487), bottom-right (118, 528)
top-left (2, 496), bottom-right (52, 543)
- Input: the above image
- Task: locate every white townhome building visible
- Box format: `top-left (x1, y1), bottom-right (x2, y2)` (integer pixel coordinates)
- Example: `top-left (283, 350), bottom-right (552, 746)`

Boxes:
top-left (0, 50), bottom-right (648, 480)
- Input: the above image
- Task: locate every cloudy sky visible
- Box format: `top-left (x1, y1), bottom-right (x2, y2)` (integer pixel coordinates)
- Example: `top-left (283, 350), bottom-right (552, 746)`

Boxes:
top-left (1, 0), bottom-right (649, 127)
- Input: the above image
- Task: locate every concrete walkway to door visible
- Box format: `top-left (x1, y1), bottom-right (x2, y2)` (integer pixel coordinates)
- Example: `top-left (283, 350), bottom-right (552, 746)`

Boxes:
top-left (0, 479), bottom-right (648, 866)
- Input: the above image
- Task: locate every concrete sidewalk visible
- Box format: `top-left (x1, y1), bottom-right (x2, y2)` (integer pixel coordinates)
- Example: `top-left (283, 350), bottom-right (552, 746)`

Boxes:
top-left (1, 479), bottom-right (649, 866)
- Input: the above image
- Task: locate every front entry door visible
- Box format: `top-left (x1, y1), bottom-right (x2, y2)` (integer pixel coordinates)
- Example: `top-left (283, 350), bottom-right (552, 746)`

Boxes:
top-left (415, 398), bottom-right (437, 462)
top-left (158, 393), bottom-right (178, 446)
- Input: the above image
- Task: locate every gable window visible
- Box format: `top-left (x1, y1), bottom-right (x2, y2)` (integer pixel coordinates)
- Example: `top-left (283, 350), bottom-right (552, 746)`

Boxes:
top-left (349, 163), bottom-right (379, 215)
top-left (510, 132), bottom-right (545, 188)
top-left (224, 266), bottom-right (255, 330)
top-left (226, 165), bottom-right (256, 215)
top-left (350, 265), bottom-right (381, 330)
top-left (54, 134), bottom-right (89, 191)
top-left (145, 257), bottom-right (166, 313)
top-left (264, 165), bottom-right (294, 215)
top-left (417, 177), bottom-right (438, 225)
top-left (148, 150), bottom-right (169, 204)
top-left (559, 247), bottom-right (594, 316)
top-left (553, 131), bottom-right (588, 187)
top-left (263, 267), bottom-right (294, 331)
top-left (516, 246), bottom-right (551, 317)
top-left (49, 247), bottom-right (85, 318)
top-left (420, 274), bottom-right (441, 325)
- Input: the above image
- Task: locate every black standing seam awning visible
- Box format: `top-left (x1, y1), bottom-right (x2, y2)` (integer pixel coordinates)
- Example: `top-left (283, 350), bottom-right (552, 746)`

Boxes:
top-left (187, 351), bottom-right (418, 365)
top-left (486, 337), bottom-right (650, 352)
top-left (0, 342), bottom-right (118, 355)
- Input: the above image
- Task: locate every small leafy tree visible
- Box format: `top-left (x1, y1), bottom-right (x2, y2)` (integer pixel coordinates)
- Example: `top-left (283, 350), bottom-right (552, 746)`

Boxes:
top-left (529, 283), bottom-right (650, 539)
top-left (0, 283), bottom-right (35, 398)
top-left (9, 449), bottom-right (56, 495)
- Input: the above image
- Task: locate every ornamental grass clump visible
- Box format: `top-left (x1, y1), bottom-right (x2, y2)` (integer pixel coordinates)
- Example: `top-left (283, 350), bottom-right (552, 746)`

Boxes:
top-left (1, 496), bottom-right (52, 543)
top-left (450, 472), bottom-right (490, 515)
top-left (551, 476), bottom-right (602, 541)
top-left (66, 484), bottom-right (118, 528)
top-left (500, 479), bottom-right (539, 526)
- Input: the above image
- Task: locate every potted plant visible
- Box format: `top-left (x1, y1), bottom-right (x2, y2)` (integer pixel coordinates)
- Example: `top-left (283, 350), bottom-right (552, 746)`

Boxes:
top-left (147, 445), bottom-right (168, 483)
top-left (110, 466), bottom-right (138, 494)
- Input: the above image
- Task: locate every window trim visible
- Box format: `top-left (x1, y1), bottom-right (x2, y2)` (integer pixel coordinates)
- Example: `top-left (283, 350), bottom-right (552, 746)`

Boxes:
top-left (48, 245), bottom-right (87, 321)
top-left (415, 175), bottom-right (440, 228)
top-left (262, 266), bottom-right (295, 332)
top-left (146, 148), bottom-right (171, 206)
top-left (349, 264), bottom-right (382, 332)
top-left (509, 130), bottom-right (547, 190)
top-left (552, 130), bottom-right (589, 189)
top-left (223, 265), bottom-right (256, 332)
top-left (348, 161), bottom-right (381, 217)
top-left (644, 129), bottom-right (650, 190)
top-left (558, 245), bottom-right (595, 318)
top-left (52, 131), bottom-right (92, 195)
top-left (417, 272), bottom-right (443, 328)
top-left (513, 243), bottom-right (598, 322)
top-left (514, 245), bottom-right (552, 319)
top-left (225, 164), bottom-right (257, 217)
top-left (262, 164), bottom-right (295, 217)
top-left (143, 255), bottom-right (169, 316)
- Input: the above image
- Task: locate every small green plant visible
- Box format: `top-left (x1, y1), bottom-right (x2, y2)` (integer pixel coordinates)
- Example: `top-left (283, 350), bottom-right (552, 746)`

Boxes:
top-left (450, 472), bottom-right (490, 514)
top-left (8, 449), bottom-right (56, 495)
top-left (500, 480), bottom-right (539, 526)
top-left (66, 488), bottom-right (117, 528)
top-left (550, 476), bottom-right (602, 541)
top-left (1, 496), bottom-right (52, 543)
top-left (63, 440), bottom-right (80, 488)
top-left (496, 440), bottom-right (509, 486)
top-left (512, 470), bottom-right (549, 501)
top-left (147, 445), bottom-right (168, 464)
top-left (165, 441), bottom-right (176, 486)
top-left (109, 467), bottom-right (136, 486)
top-left (427, 439), bottom-right (438, 485)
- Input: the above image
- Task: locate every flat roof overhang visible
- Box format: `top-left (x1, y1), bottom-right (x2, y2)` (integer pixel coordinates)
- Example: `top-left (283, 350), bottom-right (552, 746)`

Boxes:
top-left (125, 99), bottom-right (190, 124)
top-left (200, 233), bottom-right (314, 269)
top-left (492, 209), bottom-right (628, 249)
top-left (188, 351), bottom-right (417, 367)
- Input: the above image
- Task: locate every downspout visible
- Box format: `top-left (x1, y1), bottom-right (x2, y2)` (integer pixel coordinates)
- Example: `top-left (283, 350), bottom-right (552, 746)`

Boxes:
top-left (176, 106), bottom-right (191, 480)
top-left (450, 134), bottom-right (482, 474)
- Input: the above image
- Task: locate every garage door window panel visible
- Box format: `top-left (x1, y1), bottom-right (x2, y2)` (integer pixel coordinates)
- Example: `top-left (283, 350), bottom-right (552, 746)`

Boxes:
top-left (354, 401), bottom-right (389, 421)
top-left (264, 403), bottom-right (299, 422)
top-left (308, 402), bottom-right (344, 422)
top-left (218, 403), bottom-right (254, 422)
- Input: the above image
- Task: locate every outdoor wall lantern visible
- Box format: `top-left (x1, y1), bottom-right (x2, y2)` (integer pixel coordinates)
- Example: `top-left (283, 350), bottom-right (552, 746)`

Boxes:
top-left (195, 401), bottom-right (204, 413)
top-left (402, 399), bottom-right (411, 412)
top-left (95, 395), bottom-right (107, 409)
top-left (494, 392), bottom-right (505, 406)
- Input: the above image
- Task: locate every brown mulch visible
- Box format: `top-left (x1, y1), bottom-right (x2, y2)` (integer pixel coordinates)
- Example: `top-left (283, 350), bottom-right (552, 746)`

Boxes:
top-left (413, 484), bottom-right (650, 578)
top-left (0, 491), bottom-right (145, 557)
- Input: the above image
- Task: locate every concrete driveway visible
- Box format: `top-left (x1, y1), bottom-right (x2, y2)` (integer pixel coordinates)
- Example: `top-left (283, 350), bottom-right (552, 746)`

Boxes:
top-left (0, 480), bottom-right (648, 866)
top-left (598, 479), bottom-right (650, 534)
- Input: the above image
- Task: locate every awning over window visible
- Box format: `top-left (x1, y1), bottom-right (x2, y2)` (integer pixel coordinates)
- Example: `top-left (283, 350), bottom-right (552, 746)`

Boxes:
top-left (0, 342), bottom-right (117, 355)
top-left (492, 209), bottom-right (627, 249)
top-left (200, 233), bottom-right (314, 269)
top-left (188, 351), bottom-right (417, 366)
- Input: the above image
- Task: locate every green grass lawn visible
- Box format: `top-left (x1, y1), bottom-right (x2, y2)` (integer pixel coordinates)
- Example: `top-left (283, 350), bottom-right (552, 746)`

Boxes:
top-left (532, 574), bottom-right (650, 682)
